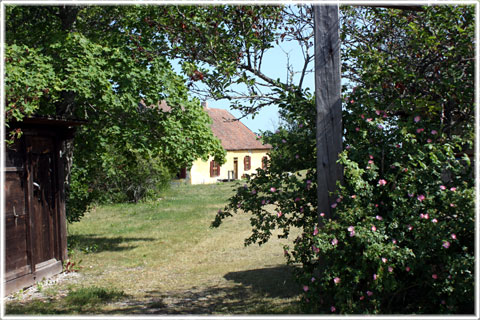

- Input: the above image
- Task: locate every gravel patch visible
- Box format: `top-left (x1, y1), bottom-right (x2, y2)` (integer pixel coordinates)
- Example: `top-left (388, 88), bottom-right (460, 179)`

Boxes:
top-left (4, 272), bottom-right (82, 302)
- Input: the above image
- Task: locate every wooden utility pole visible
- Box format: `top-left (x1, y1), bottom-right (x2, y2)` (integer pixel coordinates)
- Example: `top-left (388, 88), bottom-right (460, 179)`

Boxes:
top-left (314, 5), bottom-right (342, 221)
top-left (313, 5), bottom-right (423, 222)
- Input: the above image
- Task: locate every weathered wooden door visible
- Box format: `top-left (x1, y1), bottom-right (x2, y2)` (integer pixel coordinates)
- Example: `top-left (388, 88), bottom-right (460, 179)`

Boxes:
top-left (233, 158), bottom-right (238, 180)
top-left (4, 139), bottom-right (31, 282)
top-left (26, 136), bottom-right (59, 270)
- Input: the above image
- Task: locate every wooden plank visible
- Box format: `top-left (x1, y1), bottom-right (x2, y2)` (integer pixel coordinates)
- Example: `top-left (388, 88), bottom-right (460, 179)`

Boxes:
top-left (4, 171), bottom-right (26, 214)
top-left (4, 260), bottom-right (62, 296)
top-left (56, 138), bottom-right (68, 261)
top-left (314, 5), bottom-right (343, 221)
top-left (4, 265), bottom-right (31, 282)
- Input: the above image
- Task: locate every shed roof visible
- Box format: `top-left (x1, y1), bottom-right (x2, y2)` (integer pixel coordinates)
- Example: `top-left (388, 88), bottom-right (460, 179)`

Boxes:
top-left (205, 108), bottom-right (271, 151)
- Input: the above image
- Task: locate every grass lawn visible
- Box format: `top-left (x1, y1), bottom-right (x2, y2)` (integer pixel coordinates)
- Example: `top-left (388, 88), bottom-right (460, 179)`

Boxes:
top-left (5, 182), bottom-right (302, 315)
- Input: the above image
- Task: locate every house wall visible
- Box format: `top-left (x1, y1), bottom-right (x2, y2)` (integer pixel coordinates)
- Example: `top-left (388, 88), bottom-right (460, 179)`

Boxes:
top-left (189, 149), bottom-right (269, 185)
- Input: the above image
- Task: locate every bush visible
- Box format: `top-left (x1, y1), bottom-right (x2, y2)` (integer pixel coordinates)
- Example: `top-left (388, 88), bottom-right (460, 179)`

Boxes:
top-left (213, 5), bottom-right (475, 314)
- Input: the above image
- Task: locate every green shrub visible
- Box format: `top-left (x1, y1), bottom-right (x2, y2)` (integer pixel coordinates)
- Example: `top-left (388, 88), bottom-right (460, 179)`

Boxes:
top-left (213, 5), bottom-right (475, 314)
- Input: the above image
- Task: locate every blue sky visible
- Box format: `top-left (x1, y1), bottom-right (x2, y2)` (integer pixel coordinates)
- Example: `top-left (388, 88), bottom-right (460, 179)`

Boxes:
top-left (208, 40), bottom-right (315, 134)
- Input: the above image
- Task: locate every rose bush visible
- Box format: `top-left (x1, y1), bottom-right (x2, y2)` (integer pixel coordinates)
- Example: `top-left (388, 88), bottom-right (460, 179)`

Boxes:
top-left (213, 5), bottom-right (474, 314)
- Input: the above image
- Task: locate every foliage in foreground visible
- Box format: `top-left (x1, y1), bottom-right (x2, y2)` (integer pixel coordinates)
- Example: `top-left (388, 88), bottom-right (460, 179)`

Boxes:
top-left (4, 6), bottom-right (227, 221)
top-left (213, 5), bottom-right (475, 314)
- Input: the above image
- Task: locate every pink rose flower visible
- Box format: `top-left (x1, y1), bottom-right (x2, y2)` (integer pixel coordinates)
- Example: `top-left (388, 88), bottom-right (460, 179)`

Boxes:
top-left (312, 245), bottom-right (320, 253)
top-left (416, 128), bottom-right (424, 133)
top-left (359, 295), bottom-right (365, 300)
top-left (331, 203), bottom-right (337, 209)
top-left (450, 187), bottom-right (457, 192)
top-left (277, 211), bottom-right (283, 218)
top-left (382, 257), bottom-right (387, 263)
top-left (407, 225), bottom-right (413, 231)
top-left (371, 225), bottom-right (377, 232)
top-left (348, 226), bottom-right (355, 232)
top-left (442, 241), bottom-right (450, 249)
top-left (378, 179), bottom-right (387, 186)
top-left (313, 227), bottom-right (319, 236)
top-left (330, 306), bottom-right (336, 312)
top-left (366, 291), bottom-right (373, 297)
top-left (440, 185), bottom-right (446, 190)
top-left (414, 115), bottom-right (421, 123)
top-left (417, 194), bottom-right (425, 201)
top-left (311, 277), bottom-right (316, 282)
top-left (376, 215), bottom-right (383, 221)
top-left (431, 130), bottom-right (438, 135)
top-left (432, 274), bottom-right (438, 280)
top-left (373, 274), bottom-right (377, 280)
top-left (331, 238), bottom-right (338, 246)
top-left (388, 266), bottom-right (393, 273)
top-left (349, 231), bottom-right (355, 237)
top-left (406, 266), bottom-right (411, 272)
top-left (351, 195), bottom-right (356, 199)
top-left (320, 212), bottom-right (325, 217)
top-left (392, 239), bottom-right (397, 244)
top-left (451, 233), bottom-right (457, 240)
top-left (432, 218), bottom-right (438, 223)
top-left (333, 277), bottom-right (341, 284)
top-left (303, 285), bottom-right (309, 292)
top-left (270, 187), bottom-right (276, 192)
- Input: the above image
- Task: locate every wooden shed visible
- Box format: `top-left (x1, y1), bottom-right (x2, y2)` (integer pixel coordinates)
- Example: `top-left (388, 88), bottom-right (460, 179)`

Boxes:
top-left (4, 117), bottom-right (82, 295)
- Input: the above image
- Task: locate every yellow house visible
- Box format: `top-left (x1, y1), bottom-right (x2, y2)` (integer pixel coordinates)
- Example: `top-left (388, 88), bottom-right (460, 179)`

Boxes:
top-left (183, 106), bottom-right (271, 184)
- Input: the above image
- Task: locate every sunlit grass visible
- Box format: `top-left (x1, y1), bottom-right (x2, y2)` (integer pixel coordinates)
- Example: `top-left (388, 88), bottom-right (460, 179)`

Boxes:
top-left (6, 182), bottom-right (302, 315)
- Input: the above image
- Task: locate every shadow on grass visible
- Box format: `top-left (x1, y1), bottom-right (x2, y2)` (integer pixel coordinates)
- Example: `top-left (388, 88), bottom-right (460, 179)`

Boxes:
top-left (224, 265), bottom-right (300, 299)
top-left (68, 234), bottom-right (155, 254)
top-left (5, 266), bottom-right (302, 315)
top-left (106, 265), bottom-right (302, 315)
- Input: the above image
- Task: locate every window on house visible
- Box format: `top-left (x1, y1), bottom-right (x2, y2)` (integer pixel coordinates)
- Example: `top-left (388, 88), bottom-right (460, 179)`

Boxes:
top-left (262, 156), bottom-right (268, 170)
top-left (244, 155), bottom-right (251, 171)
top-left (210, 160), bottom-right (220, 177)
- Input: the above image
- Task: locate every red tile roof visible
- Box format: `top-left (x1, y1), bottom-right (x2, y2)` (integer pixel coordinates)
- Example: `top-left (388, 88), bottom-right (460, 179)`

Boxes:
top-left (205, 108), bottom-right (271, 151)
top-left (139, 100), bottom-right (271, 151)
